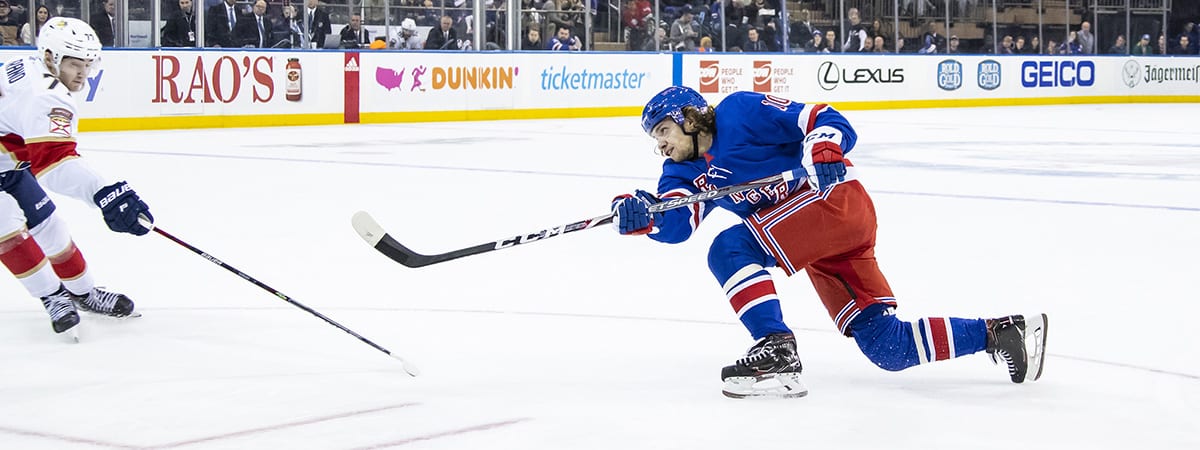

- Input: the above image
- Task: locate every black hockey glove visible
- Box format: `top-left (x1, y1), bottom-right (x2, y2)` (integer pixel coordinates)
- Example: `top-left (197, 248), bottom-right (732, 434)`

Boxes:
top-left (94, 181), bottom-right (154, 236)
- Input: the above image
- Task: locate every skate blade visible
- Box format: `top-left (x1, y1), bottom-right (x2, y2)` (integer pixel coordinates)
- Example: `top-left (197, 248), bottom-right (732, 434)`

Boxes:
top-left (722, 373), bottom-right (808, 399)
top-left (1024, 313), bottom-right (1048, 382)
top-left (78, 309), bottom-right (142, 320)
top-left (58, 324), bottom-right (80, 343)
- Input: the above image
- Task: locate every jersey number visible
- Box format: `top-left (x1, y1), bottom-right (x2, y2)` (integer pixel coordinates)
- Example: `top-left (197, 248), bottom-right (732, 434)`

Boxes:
top-left (760, 94), bottom-right (791, 112)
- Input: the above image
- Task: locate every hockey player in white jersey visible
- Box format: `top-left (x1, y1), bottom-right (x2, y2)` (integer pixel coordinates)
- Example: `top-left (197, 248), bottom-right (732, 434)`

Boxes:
top-left (0, 17), bottom-right (154, 338)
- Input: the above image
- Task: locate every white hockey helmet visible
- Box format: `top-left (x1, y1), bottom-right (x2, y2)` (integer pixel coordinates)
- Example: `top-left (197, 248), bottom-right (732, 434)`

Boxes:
top-left (37, 17), bottom-right (102, 79)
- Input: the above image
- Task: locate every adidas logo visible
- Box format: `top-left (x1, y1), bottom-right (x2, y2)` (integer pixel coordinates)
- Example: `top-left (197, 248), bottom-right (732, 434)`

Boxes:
top-left (345, 58), bottom-right (359, 72)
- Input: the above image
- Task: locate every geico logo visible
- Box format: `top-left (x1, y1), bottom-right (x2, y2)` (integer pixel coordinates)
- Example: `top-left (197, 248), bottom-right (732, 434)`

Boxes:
top-left (430, 66), bottom-right (515, 90)
top-left (1020, 60), bottom-right (1095, 87)
top-left (152, 55), bottom-right (275, 103)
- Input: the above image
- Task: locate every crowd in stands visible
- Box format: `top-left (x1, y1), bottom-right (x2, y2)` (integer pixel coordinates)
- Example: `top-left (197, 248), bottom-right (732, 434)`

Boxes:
top-left (0, 0), bottom-right (1195, 55)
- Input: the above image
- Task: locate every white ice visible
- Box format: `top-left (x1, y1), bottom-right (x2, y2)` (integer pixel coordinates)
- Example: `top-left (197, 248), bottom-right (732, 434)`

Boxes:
top-left (1, 104), bottom-right (1198, 449)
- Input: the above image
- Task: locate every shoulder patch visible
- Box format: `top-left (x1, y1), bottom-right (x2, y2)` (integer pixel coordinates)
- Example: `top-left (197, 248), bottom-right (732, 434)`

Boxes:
top-left (48, 107), bottom-right (73, 137)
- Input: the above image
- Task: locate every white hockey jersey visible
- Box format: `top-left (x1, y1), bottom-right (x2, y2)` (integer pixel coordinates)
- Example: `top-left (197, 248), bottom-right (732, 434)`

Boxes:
top-left (0, 54), bottom-right (108, 204)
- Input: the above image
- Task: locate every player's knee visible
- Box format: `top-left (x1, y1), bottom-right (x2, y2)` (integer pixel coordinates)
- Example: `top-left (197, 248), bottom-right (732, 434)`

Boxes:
top-left (708, 226), bottom-right (769, 275)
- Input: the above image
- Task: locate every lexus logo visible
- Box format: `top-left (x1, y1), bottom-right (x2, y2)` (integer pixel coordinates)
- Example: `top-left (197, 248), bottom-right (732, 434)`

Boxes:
top-left (817, 61), bottom-right (905, 91)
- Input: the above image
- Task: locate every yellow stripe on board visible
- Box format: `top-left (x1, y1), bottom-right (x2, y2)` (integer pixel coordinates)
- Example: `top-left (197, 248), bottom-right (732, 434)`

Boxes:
top-left (79, 113), bottom-right (346, 132)
top-left (77, 97), bottom-right (1199, 132)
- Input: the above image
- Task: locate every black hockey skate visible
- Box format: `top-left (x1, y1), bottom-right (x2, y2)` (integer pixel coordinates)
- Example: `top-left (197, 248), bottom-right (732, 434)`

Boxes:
top-left (986, 314), bottom-right (1048, 383)
top-left (41, 285), bottom-right (81, 337)
top-left (72, 287), bottom-right (139, 318)
top-left (721, 333), bottom-right (807, 399)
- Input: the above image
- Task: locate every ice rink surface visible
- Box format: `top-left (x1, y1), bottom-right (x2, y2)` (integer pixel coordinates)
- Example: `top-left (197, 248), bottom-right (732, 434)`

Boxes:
top-left (1, 103), bottom-right (1198, 449)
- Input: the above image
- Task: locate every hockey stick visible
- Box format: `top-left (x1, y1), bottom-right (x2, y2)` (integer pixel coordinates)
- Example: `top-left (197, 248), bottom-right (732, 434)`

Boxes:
top-left (150, 225), bottom-right (420, 376)
top-left (353, 171), bottom-right (801, 268)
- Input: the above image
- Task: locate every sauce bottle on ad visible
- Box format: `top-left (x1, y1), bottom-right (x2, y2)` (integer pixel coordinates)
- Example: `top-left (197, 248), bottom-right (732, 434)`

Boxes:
top-left (286, 58), bottom-right (302, 102)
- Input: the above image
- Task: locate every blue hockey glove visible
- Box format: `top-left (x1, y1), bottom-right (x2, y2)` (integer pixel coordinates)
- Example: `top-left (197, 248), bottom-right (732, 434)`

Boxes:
top-left (803, 140), bottom-right (846, 191)
top-left (611, 190), bottom-right (662, 235)
top-left (93, 181), bottom-right (154, 236)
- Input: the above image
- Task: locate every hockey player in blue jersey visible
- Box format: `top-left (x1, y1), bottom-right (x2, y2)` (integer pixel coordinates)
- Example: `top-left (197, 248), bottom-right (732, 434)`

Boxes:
top-left (611, 86), bottom-right (1048, 398)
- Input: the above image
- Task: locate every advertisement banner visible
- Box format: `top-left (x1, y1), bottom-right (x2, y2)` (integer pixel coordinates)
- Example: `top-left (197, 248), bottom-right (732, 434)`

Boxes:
top-left (357, 52), bottom-right (670, 116)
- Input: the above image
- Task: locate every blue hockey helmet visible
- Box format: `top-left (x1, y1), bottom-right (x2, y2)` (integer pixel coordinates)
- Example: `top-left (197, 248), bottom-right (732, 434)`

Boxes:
top-left (641, 86), bottom-right (708, 135)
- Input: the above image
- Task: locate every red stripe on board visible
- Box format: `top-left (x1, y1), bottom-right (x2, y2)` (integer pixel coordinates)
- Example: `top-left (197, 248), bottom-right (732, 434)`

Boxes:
top-left (930, 318), bottom-right (951, 361)
top-left (729, 279), bottom-right (776, 313)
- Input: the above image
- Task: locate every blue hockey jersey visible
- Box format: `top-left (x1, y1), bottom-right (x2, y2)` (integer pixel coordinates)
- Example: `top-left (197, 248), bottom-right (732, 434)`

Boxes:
top-left (647, 91), bottom-right (858, 244)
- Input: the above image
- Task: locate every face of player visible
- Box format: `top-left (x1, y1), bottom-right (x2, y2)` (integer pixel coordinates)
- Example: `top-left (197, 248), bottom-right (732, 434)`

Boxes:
top-left (649, 119), bottom-right (697, 162)
top-left (57, 57), bottom-right (93, 92)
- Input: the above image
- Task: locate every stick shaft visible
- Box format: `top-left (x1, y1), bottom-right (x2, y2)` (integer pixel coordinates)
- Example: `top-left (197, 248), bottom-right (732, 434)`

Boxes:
top-left (152, 227), bottom-right (409, 364)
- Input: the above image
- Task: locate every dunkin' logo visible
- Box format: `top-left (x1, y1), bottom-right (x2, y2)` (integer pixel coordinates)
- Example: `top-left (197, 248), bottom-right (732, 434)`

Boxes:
top-left (699, 60), bottom-right (719, 93)
top-left (753, 61), bottom-right (772, 93)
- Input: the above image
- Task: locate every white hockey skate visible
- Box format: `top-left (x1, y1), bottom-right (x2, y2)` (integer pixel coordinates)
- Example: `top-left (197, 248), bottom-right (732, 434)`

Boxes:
top-left (986, 314), bottom-right (1048, 383)
top-left (721, 333), bottom-right (808, 399)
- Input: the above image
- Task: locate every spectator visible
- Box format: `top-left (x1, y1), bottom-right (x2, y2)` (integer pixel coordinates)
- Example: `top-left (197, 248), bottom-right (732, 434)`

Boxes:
top-left (91, 0), bottom-right (115, 46)
top-left (1013, 35), bottom-right (1026, 53)
top-left (823, 29), bottom-right (837, 52)
top-left (1132, 33), bottom-right (1152, 55)
top-left (0, 0), bottom-right (17, 46)
top-left (789, 9), bottom-right (813, 50)
top-left (424, 14), bottom-right (458, 49)
top-left (1077, 21), bottom-right (1094, 54)
top-left (542, 0), bottom-right (571, 44)
top-left (1045, 39), bottom-right (1058, 55)
top-left (19, 3), bottom-right (48, 45)
top-left (1187, 22), bottom-right (1199, 54)
top-left (521, 25), bottom-right (544, 50)
top-left (895, 35), bottom-right (906, 53)
top-left (205, 0), bottom-right (241, 47)
top-left (919, 22), bottom-right (945, 53)
top-left (669, 7), bottom-right (698, 51)
top-left (698, 35), bottom-right (713, 52)
top-left (280, 4), bottom-right (304, 48)
top-left (642, 25), bottom-right (669, 52)
top-left (860, 33), bottom-right (874, 52)
top-left (302, 0), bottom-right (332, 49)
top-left (804, 29), bottom-right (823, 53)
top-left (1108, 34), bottom-right (1126, 54)
top-left (841, 7), bottom-right (866, 52)
top-left (1155, 33), bottom-right (1166, 54)
top-left (1169, 35), bottom-right (1190, 55)
top-left (873, 35), bottom-right (886, 53)
top-left (622, 0), bottom-right (652, 52)
top-left (395, 17), bottom-right (423, 49)
top-left (235, 0), bottom-right (274, 48)
top-left (161, 0), bottom-right (196, 47)
top-left (999, 35), bottom-right (1014, 54)
top-left (947, 34), bottom-right (960, 53)
top-left (339, 13), bottom-right (370, 48)
top-left (743, 27), bottom-right (767, 52)
top-left (1028, 35), bottom-right (1041, 54)
top-left (547, 23), bottom-right (581, 50)
top-left (1060, 31), bottom-right (1082, 54)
